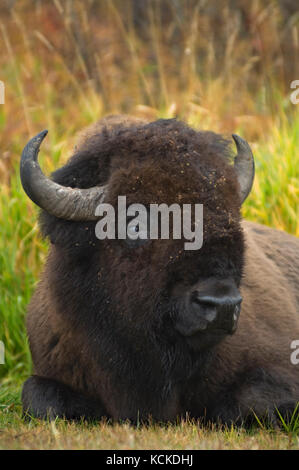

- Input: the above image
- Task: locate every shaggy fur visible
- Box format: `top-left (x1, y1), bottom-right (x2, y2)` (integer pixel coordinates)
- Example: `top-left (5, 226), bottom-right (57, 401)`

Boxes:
top-left (22, 116), bottom-right (299, 425)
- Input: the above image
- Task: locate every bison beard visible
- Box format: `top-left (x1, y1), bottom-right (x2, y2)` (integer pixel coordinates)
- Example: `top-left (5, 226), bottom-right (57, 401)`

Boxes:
top-left (20, 116), bottom-right (299, 426)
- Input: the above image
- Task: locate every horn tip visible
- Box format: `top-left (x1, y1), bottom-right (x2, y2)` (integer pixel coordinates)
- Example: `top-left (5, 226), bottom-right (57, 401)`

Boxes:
top-left (232, 134), bottom-right (253, 159)
top-left (232, 133), bottom-right (244, 146)
top-left (31, 129), bottom-right (48, 145)
top-left (37, 129), bottom-right (48, 141)
top-left (21, 129), bottom-right (49, 170)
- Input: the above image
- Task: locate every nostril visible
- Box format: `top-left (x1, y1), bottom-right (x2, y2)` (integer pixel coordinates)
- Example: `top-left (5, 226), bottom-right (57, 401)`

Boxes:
top-left (231, 304), bottom-right (241, 332)
top-left (202, 307), bottom-right (217, 323)
top-left (234, 303), bottom-right (241, 316)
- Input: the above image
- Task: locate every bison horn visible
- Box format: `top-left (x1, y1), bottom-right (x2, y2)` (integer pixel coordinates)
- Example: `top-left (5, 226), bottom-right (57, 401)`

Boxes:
top-left (232, 134), bottom-right (255, 204)
top-left (20, 130), bottom-right (106, 221)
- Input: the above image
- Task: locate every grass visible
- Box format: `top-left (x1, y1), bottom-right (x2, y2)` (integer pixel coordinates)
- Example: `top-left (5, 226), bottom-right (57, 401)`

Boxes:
top-left (0, 0), bottom-right (298, 449)
top-left (1, 402), bottom-right (299, 450)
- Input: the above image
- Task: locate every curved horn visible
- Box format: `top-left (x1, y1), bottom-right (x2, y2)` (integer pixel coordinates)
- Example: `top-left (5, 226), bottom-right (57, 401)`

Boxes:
top-left (232, 134), bottom-right (255, 204)
top-left (20, 130), bottom-right (106, 221)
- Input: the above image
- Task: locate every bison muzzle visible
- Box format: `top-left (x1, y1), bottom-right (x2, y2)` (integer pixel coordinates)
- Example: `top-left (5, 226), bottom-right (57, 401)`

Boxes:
top-left (174, 277), bottom-right (242, 338)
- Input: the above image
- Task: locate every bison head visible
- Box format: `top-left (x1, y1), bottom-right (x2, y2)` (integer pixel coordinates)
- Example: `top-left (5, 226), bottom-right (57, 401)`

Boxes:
top-left (20, 119), bottom-right (254, 358)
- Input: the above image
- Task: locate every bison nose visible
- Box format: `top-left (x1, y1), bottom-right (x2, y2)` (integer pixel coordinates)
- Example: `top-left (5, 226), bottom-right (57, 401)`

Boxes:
top-left (192, 291), bottom-right (242, 331)
top-left (174, 280), bottom-right (242, 337)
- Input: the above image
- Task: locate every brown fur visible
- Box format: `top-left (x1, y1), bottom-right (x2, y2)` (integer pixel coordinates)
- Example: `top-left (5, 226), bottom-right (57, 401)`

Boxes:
top-left (22, 116), bottom-right (299, 425)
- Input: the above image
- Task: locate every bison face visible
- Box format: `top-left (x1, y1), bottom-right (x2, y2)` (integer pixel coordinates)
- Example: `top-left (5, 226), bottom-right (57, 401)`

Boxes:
top-left (20, 118), bottom-right (253, 354)
top-left (95, 156), bottom-right (246, 352)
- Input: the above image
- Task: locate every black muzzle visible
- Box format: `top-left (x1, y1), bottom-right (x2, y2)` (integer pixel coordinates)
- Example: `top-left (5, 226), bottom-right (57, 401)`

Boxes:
top-left (174, 278), bottom-right (242, 337)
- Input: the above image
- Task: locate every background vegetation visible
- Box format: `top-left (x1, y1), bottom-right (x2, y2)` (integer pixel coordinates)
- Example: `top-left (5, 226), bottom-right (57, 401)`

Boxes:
top-left (0, 0), bottom-right (298, 449)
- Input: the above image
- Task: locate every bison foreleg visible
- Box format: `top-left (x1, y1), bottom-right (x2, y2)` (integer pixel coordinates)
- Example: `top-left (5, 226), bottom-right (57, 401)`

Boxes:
top-left (22, 375), bottom-right (106, 421)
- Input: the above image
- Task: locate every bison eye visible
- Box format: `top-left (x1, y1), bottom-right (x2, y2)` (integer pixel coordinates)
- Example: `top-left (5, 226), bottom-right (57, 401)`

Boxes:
top-left (127, 222), bottom-right (140, 235)
top-left (125, 219), bottom-right (149, 248)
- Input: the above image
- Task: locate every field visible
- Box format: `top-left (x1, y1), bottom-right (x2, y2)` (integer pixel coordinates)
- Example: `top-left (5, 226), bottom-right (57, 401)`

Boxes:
top-left (0, 0), bottom-right (299, 450)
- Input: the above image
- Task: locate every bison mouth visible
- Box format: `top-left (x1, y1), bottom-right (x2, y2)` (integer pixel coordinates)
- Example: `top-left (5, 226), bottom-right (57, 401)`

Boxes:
top-left (171, 277), bottom-right (242, 350)
top-left (182, 324), bottom-right (239, 351)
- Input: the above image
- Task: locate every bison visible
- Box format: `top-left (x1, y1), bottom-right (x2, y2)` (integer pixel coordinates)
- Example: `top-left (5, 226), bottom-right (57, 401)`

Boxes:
top-left (20, 116), bottom-right (299, 426)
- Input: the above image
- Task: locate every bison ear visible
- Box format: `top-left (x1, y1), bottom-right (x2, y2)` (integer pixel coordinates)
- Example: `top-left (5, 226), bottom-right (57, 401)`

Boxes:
top-left (232, 134), bottom-right (255, 204)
